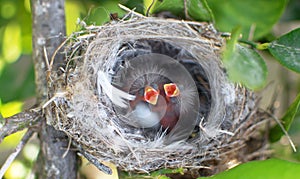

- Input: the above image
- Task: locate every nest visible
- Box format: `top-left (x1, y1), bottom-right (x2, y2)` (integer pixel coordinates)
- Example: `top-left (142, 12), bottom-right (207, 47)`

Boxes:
top-left (45, 13), bottom-right (270, 177)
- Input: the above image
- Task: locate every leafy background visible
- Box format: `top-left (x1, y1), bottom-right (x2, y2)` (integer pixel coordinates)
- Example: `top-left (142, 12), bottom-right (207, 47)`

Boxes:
top-left (0, 0), bottom-right (300, 178)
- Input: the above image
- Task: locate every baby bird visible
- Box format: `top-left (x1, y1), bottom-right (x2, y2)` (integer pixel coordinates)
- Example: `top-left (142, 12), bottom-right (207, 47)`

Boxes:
top-left (98, 53), bottom-right (199, 144)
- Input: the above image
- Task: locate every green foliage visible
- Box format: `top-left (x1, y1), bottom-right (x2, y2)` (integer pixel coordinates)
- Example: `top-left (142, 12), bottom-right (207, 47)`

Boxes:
top-left (207, 0), bottom-right (287, 40)
top-left (0, 0), bottom-right (32, 55)
top-left (0, 0), bottom-right (33, 102)
top-left (84, 0), bottom-right (126, 25)
top-left (267, 28), bottom-right (300, 143)
top-left (198, 159), bottom-right (300, 179)
top-left (151, 0), bottom-right (214, 21)
top-left (268, 28), bottom-right (300, 73)
top-left (270, 93), bottom-right (300, 142)
top-left (122, 0), bottom-right (145, 14)
top-left (185, 0), bottom-right (214, 21)
top-left (223, 27), bottom-right (267, 90)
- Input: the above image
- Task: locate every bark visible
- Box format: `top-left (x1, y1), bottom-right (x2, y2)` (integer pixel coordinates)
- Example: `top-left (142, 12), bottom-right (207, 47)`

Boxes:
top-left (30, 0), bottom-right (78, 178)
top-left (0, 109), bottom-right (41, 143)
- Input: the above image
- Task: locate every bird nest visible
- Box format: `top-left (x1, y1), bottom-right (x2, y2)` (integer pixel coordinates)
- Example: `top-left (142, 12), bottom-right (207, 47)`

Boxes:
top-left (45, 13), bottom-right (270, 177)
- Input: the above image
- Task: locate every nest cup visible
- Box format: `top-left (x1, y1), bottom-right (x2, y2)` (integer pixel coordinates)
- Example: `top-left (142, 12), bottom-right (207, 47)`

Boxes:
top-left (47, 15), bottom-right (269, 176)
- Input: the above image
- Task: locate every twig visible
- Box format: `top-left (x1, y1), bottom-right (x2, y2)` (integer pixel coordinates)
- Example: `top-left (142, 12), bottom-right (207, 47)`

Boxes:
top-left (62, 137), bottom-right (72, 158)
top-left (184, 0), bottom-right (191, 20)
top-left (50, 37), bottom-right (68, 69)
top-left (0, 108), bottom-right (42, 143)
top-left (238, 39), bottom-right (269, 50)
top-left (146, 0), bottom-right (155, 17)
top-left (248, 23), bottom-right (256, 41)
top-left (265, 110), bottom-right (297, 152)
top-left (0, 129), bottom-right (35, 178)
top-left (238, 39), bottom-right (258, 48)
top-left (73, 141), bottom-right (112, 175)
top-left (118, 4), bottom-right (145, 18)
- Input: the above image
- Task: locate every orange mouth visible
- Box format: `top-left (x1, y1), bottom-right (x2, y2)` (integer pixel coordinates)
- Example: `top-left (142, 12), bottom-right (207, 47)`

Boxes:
top-left (144, 86), bottom-right (159, 105)
top-left (163, 83), bottom-right (180, 97)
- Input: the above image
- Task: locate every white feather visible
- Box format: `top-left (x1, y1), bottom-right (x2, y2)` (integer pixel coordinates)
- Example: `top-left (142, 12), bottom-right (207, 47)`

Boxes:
top-left (97, 70), bottom-right (136, 108)
top-left (126, 102), bottom-right (161, 128)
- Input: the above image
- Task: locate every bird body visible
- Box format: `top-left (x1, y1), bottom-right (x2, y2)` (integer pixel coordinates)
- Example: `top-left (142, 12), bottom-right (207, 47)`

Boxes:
top-left (126, 102), bottom-right (161, 128)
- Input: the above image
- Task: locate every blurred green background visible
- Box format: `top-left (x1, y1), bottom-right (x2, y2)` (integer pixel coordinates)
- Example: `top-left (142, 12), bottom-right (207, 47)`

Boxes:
top-left (0, 0), bottom-right (299, 178)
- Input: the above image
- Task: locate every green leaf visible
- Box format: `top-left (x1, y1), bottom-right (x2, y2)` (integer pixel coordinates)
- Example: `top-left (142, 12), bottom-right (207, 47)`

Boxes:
top-left (85, 0), bottom-right (126, 25)
top-left (207, 0), bottom-right (287, 40)
top-left (198, 159), bottom-right (300, 179)
top-left (268, 28), bottom-right (300, 73)
top-left (269, 93), bottom-right (300, 143)
top-left (122, 0), bottom-right (145, 14)
top-left (224, 26), bottom-right (241, 54)
top-left (151, 0), bottom-right (214, 21)
top-left (185, 0), bottom-right (214, 21)
top-left (223, 28), bottom-right (267, 90)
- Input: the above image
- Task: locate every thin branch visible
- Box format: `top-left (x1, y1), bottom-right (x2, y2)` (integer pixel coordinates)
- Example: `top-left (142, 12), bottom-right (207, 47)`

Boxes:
top-left (62, 137), bottom-right (72, 159)
top-left (238, 39), bottom-right (258, 48)
top-left (146, 0), bottom-right (155, 17)
top-left (238, 39), bottom-right (270, 50)
top-left (118, 4), bottom-right (145, 18)
top-left (0, 129), bottom-right (35, 178)
top-left (265, 110), bottom-right (297, 152)
top-left (0, 108), bottom-right (42, 143)
top-left (248, 23), bottom-right (256, 41)
top-left (73, 141), bottom-right (112, 175)
top-left (184, 0), bottom-right (191, 20)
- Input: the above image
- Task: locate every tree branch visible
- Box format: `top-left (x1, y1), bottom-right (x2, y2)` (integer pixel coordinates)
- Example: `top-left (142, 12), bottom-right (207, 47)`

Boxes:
top-left (0, 109), bottom-right (41, 143)
top-left (30, 0), bottom-right (79, 178)
top-left (73, 141), bottom-right (112, 175)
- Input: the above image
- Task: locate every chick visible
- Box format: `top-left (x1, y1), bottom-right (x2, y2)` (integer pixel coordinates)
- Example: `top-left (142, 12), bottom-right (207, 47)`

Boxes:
top-left (98, 53), bottom-right (199, 144)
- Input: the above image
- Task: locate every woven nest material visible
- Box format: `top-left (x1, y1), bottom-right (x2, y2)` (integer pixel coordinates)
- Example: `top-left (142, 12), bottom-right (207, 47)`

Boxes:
top-left (46, 14), bottom-right (270, 176)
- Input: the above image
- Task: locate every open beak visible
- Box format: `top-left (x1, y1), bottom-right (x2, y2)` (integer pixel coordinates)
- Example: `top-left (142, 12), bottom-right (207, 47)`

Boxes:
top-left (163, 83), bottom-right (180, 97)
top-left (144, 86), bottom-right (159, 105)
